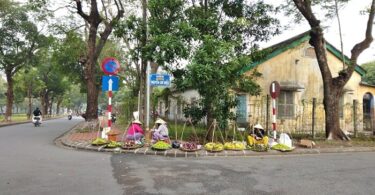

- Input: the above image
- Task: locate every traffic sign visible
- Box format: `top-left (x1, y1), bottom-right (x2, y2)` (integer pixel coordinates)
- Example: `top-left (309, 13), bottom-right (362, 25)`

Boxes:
top-left (269, 81), bottom-right (280, 99)
top-left (102, 76), bottom-right (119, 91)
top-left (101, 57), bottom-right (120, 75)
top-left (150, 74), bottom-right (171, 87)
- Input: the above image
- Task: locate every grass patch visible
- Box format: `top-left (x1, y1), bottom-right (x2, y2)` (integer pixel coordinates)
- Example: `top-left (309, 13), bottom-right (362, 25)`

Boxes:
top-left (0, 114), bottom-right (28, 122)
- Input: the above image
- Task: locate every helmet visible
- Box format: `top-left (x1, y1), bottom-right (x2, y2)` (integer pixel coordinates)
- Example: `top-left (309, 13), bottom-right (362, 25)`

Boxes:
top-left (254, 124), bottom-right (264, 130)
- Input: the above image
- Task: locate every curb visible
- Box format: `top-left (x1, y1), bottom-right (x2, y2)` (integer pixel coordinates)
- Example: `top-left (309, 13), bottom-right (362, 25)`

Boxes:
top-left (58, 123), bottom-right (375, 158)
top-left (0, 116), bottom-right (65, 128)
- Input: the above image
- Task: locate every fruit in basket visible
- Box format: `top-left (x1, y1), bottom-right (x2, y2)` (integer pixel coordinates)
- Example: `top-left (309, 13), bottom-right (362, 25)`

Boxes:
top-left (271, 143), bottom-right (293, 151)
top-left (152, 141), bottom-right (171, 150)
top-left (253, 144), bottom-right (268, 152)
top-left (204, 142), bottom-right (224, 151)
top-left (91, 138), bottom-right (108, 145)
top-left (106, 141), bottom-right (122, 148)
top-left (181, 142), bottom-right (198, 150)
top-left (224, 141), bottom-right (245, 150)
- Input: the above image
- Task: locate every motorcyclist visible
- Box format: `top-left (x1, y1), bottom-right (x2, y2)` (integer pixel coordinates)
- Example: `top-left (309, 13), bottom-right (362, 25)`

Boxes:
top-left (33, 107), bottom-right (42, 116)
top-left (32, 107), bottom-right (42, 126)
top-left (67, 109), bottom-right (73, 120)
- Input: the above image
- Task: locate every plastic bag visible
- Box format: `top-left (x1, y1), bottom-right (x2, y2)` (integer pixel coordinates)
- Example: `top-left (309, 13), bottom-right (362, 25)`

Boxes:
top-left (279, 133), bottom-right (292, 148)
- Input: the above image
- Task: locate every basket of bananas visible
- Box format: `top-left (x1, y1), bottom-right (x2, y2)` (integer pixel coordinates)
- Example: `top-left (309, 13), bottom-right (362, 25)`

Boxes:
top-left (105, 141), bottom-right (122, 148)
top-left (224, 141), bottom-right (246, 151)
top-left (91, 138), bottom-right (109, 146)
top-left (271, 143), bottom-right (294, 152)
top-left (204, 142), bottom-right (224, 152)
top-left (151, 141), bottom-right (172, 151)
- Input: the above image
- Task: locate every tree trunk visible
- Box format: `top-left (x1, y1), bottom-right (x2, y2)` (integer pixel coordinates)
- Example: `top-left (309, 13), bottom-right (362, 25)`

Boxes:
top-left (27, 86), bottom-right (32, 119)
top-left (205, 104), bottom-right (214, 141)
top-left (40, 91), bottom-right (49, 117)
top-left (49, 97), bottom-right (54, 116)
top-left (85, 75), bottom-right (99, 121)
top-left (56, 98), bottom-right (62, 115)
top-left (5, 71), bottom-right (13, 122)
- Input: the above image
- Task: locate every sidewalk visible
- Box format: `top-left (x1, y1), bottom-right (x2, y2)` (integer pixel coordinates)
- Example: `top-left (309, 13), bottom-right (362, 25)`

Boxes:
top-left (59, 124), bottom-right (375, 158)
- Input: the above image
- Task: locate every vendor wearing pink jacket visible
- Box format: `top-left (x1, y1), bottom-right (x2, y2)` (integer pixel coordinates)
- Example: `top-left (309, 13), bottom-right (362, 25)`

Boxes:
top-left (126, 120), bottom-right (144, 140)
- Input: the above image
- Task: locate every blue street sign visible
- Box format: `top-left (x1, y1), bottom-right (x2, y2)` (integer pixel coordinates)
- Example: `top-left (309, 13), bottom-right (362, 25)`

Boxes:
top-left (150, 74), bottom-right (171, 87)
top-left (102, 76), bottom-right (119, 91)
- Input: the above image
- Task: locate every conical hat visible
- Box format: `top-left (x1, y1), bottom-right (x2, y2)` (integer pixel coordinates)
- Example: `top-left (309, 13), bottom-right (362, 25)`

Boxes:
top-left (132, 120), bottom-right (142, 124)
top-left (155, 118), bottom-right (166, 124)
top-left (254, 124), bottom-right (264, 130)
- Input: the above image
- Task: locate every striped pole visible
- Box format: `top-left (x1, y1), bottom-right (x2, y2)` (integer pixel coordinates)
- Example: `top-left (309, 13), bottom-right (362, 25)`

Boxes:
top-left (272, 83), bottom-right (277, 140)
top-left (107, 76), bottom-right (113, 133)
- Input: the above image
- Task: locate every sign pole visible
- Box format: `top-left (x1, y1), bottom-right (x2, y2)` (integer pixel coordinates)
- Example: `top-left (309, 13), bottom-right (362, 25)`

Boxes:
top-left (146, 61), bottom-right (151, 131)
top-left (272, 85), bottom-right (277, 140)
top-left (269, 81), bottom-right (280, 140)
top-left (107, 75), bottom-right (113, 134)
top-left (100, 57), bottom-right (120, 139)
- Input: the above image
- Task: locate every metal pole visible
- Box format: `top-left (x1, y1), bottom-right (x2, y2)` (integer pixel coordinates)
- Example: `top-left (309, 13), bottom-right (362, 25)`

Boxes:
top-left (266, 95), bottom-right (270, 136)
top-left (146, 61), bottom-right (151, 130)
top-left (353, 99), bottom-right (358, 138)
top-left (137, 90), bottom-right (140, 114)
top-left (271, 83), bottom-right (277, 140)
top-left (312, 98), bottom-right (316, 139)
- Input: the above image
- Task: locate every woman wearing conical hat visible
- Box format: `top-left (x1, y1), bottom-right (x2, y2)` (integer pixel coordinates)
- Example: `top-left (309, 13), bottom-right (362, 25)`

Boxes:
top-left (152, 118), bottom-right (169, 141)
top-left (125, 120), bottom-right (144, 140)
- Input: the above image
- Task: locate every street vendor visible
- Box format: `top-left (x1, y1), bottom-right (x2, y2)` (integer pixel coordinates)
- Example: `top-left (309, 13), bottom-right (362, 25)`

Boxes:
top-left (247, 124), bottom-right (269, 146)
top-left (152, 118), bottom-right (169, 141)
top-left (125, 120), bottom-right (145, 140)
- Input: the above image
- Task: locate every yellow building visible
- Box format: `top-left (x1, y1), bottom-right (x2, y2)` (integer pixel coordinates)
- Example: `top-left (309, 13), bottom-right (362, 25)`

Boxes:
top-left (239, 31), bottom-right (375, 134)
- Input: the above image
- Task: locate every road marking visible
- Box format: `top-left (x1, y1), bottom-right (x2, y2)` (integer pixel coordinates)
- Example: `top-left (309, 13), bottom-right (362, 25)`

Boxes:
top-left (134, 148), bottom-right (140, 154)
top-left (144, 148), bottom-right (148, 155)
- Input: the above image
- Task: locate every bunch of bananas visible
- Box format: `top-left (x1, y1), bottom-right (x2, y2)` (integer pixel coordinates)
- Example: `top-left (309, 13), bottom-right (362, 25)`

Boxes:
top-left (106, 141), bottom-right (122, 148)
top-left (271, 143), bottom-right (293, 151)
top-left (224, 141), bottom-right (245, 150)
top-left (151, 141), bottom-right (171, 150)
top-left (91, 138), bottom-right (108, 146)
top-left (204, 142), bottom-right (224, 152)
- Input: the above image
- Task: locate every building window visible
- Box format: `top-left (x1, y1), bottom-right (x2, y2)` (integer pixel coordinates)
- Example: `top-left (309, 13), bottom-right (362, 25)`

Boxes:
top-left (277, 91), bottom-right (295, 118)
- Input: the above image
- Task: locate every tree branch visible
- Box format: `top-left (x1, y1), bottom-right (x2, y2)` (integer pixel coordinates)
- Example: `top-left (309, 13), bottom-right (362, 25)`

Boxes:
top-left (75, 0), bottom-right (90, 21)
top-left (350, 0), bottom-right (375, 64)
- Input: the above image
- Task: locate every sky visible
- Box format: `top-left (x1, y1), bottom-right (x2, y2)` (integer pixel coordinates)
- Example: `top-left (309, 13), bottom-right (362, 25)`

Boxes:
top-left (263, 0), bottom-right (375, 64)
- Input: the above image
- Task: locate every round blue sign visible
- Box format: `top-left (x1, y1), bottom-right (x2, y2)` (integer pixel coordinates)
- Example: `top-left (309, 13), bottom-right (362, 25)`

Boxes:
top-left (101, 57), bottom-right (120, 75)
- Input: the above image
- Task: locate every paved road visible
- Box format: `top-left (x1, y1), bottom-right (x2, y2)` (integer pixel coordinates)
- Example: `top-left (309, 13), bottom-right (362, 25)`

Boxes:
top-left (113, 153), bottom-right (375, 195)
top-left (2, 118), bottom-right (375, 195)
top-left (0, 117), bottom-right (123, 195)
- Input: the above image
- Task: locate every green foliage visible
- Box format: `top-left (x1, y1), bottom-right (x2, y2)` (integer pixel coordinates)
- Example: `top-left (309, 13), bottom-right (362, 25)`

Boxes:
top-left (147, 0), bottom-right (279, 128)
top-left (362, 61), bottom-right (375, 85)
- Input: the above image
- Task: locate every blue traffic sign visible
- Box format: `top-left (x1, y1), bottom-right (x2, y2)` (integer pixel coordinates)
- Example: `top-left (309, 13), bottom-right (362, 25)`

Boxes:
top-left (101, 57), bottom-right (120, 75)
top-left (150, 74), bottom-right (171, 87)
top-left (102, 76), bottom-right (119, 91)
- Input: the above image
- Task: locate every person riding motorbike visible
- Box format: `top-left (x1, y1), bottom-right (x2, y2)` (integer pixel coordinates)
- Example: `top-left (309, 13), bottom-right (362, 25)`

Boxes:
top-left (67, 109), bottom-right (73, 120)
top-left (32, 107), bottom-right (42, 127)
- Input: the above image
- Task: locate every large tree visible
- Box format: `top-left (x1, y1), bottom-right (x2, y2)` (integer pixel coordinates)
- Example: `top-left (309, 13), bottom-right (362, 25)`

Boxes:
top-left (0, 1), bottom-right (46, 121)
top-left (74, 0), bottom-right (124, 121)
top-left (145, 0), bottom-right (280, 134)
top-left (291, 0), bottom-right (375, 140)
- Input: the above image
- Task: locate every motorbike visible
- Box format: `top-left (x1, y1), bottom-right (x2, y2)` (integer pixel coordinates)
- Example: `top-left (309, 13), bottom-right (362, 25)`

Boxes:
top-left (111, 114), bottom-right (116, 124)
top-left (32, 115), bottom-right (42, 127)
top-left (68, 114), bottom-right (72, 120)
